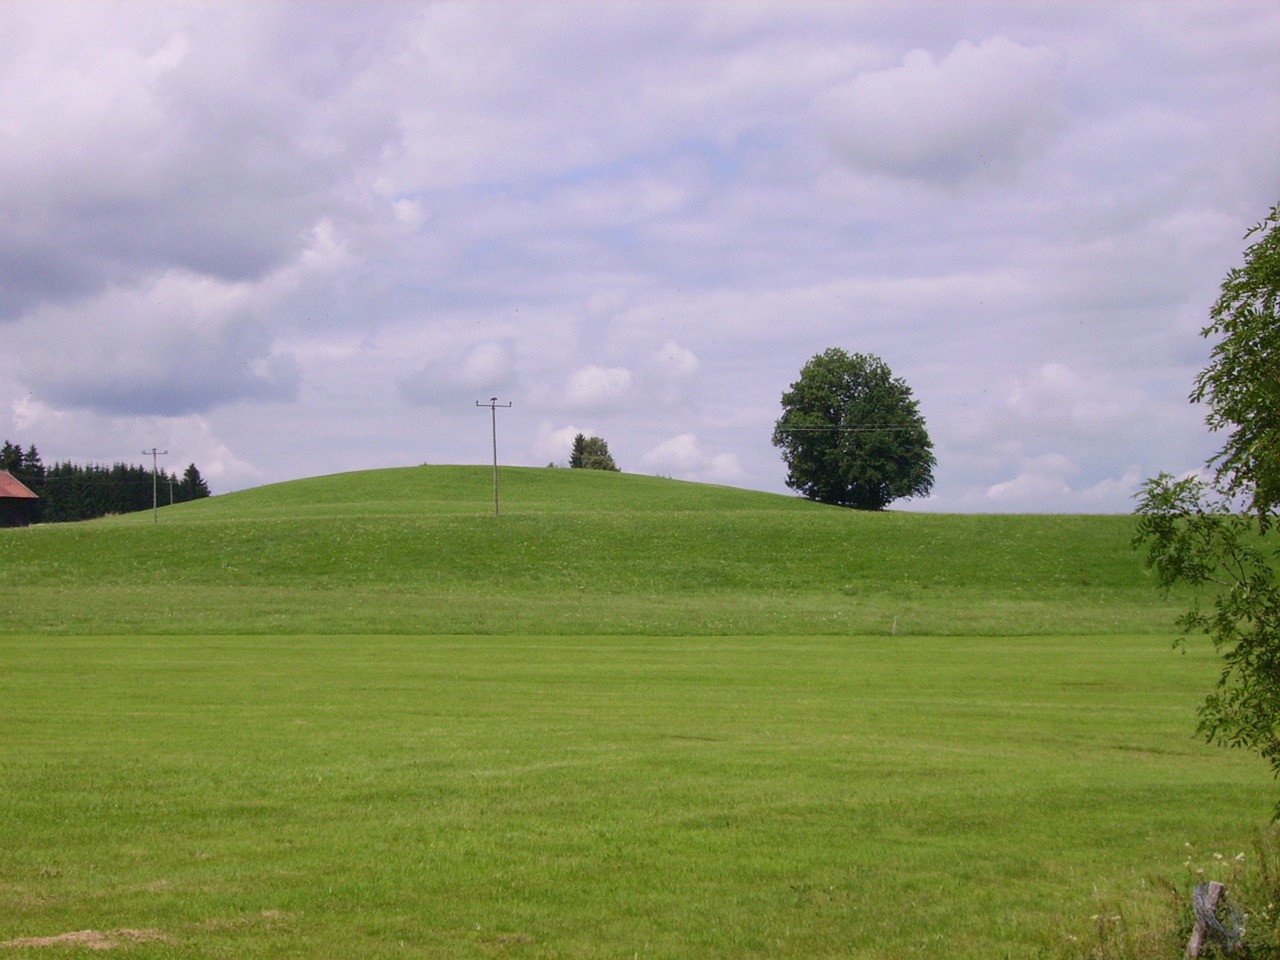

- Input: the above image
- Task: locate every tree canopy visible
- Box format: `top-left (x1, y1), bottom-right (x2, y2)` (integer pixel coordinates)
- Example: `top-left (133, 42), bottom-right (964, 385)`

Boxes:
top-left (1193, 202), bottom-right (1280, 517)
top-left (0, 439), bottom-right (211, 524)
top-left (180, 463), bottom-right (212, 500)
top-left (1133, 201), bottom-right (1280, 809)
top-left (772, 348), bottom-right (934, 510)
top-left (569, 434), bottom-right (619, 471)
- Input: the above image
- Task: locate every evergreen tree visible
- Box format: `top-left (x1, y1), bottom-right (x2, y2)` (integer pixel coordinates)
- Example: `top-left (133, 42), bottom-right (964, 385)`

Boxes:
top-left (568, 433), bottom-right (619, 471)
top-left (0, 441), bottom-right (45, 522)
top-left (22, 445), bottom-right (45, 488)
top-left (0, 440), bottom-right (21, 474)
top-left (0, 438), bottom-right (210, 522)
top-left (569, 434), bottom-right (587, 469)
top-left (180, 463), bottom-right (212, 500)
top-left (0, 441), bottom-right (37, 487)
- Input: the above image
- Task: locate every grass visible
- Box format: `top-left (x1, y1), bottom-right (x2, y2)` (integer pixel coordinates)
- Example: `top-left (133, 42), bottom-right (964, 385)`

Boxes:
top-left (0, 466), bottom-right (1271, 958)
top-left (0, 466), bottom-right (1183, 636)
top-left (0, 633), bottom-right (1269, 959)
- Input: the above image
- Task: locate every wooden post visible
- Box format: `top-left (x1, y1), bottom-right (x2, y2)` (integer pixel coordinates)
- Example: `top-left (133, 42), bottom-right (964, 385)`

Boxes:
top-left (1186, 881), bottom-right (1225, 958)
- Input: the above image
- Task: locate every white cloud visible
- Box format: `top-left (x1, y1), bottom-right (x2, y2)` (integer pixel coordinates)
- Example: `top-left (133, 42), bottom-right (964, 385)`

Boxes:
top-left (817, 36), bottom-right (1065, 183)
top-left (532, 423), bottom-right (607, 467)
top-left (400, 340), bottom-right (519, 407)
top-left (564, 365), bottom-right (633, 409)
top-left (1005, 363), bottom-right (1145, 430)
top-left (642, 433), bottom-right (743, 484)
top-left (985, 453), bottom-right (1077, 504)
top-left (980, 457), bottom-right (1145, 514)
top-left (653, 341), bottom-right (700, 379)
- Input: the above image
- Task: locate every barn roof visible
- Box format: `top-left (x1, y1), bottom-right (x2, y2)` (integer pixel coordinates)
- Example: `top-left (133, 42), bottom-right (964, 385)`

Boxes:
top-left (0, 470), bottom-right (38, 499)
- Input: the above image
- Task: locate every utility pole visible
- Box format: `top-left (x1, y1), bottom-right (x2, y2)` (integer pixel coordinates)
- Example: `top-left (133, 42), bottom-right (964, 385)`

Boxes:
top-left (475, 397), bottom-right (511, 515)
top-left (143, 448), bottom-right (168, 525)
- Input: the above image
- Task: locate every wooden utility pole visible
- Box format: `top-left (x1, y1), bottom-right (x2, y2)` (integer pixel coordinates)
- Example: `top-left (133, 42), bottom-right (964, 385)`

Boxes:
top-left (143, 448), bottom-right (168, 525)
top-left (475, 398), bottom-right (511, 515)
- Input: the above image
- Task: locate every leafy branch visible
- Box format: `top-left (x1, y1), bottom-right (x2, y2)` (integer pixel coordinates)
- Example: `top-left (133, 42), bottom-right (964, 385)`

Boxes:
top-left (1134, 473), bottom-right (1280, 801)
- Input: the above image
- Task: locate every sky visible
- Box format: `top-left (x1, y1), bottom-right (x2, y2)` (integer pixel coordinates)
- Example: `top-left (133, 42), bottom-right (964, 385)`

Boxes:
top-left (1, 1), bottom-right (1277, 512)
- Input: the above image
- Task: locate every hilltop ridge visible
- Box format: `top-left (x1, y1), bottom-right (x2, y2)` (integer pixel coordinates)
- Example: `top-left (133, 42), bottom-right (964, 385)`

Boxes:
top-left (168, 465), bottom-right (821, 519)
top-left (0, 465), bottom-right (1170, 637)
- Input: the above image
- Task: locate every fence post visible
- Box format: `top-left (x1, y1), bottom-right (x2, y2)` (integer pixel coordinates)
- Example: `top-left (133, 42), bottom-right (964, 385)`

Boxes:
top-left (1185, 881), bottom-right (1225, 958)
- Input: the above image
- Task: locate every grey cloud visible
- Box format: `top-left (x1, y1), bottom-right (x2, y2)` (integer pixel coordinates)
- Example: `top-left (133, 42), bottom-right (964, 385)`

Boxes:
top-left (39, 352), bottom-right (300, 418)
top-left (24, 332), bottom-right (301, 418)
top-left (0, 3), bottom-right (399, 320)
top-left (8, 269), bottom-right (302, 416)
top-left (818, 36), bottom-right (1065, 183)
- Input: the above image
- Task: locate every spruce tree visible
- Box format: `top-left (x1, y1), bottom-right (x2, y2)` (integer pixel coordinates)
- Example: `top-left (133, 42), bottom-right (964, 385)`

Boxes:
top-left (569, 434), bottom-right (619, 471)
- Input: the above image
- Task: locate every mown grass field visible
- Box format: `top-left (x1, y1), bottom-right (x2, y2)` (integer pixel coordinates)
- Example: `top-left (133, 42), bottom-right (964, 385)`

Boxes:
top-left (0, 466), bottom-right (1272, 958)
top-left (0, 466), bottom-right (1186, 637)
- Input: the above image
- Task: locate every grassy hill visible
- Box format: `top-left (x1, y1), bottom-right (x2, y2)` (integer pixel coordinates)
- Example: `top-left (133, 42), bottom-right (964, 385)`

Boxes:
top-left (1, 466), bottom-right (1270, 959)
top-left (0, 465), bottom-right (1179, 636)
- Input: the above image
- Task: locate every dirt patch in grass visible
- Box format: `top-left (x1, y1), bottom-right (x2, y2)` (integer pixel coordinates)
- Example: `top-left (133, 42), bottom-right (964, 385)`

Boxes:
top-left (0, 929), bottom-right (165, 950)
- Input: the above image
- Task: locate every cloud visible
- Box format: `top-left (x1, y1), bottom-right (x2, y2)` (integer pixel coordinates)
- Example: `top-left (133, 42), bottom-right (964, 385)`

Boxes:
top-left (400, 340), bottom-right (520, 407)
top-left (984, 453), bottom-right (1076, 505)
top-left (1006, 363), bottom-right (1145, 430)
top-left (981, 456), bottom-right (1144, 514)
top-left (0, 2), bottom-right (1276, 511)
top-left (642, 433), bottom-right (743, 483)
top-left (918, 357), bottom-right (1215, 513)
top-left (0, 2), bottom-right (396, 320)
top-left (564, 365), bottom-right (633, 409)
top-left (532, 423), bottom-right (609, 467)
top-left (653, 341), bottom-right (700, 379)
top-left (6, 270), bottom-right (299, 416)
top-left (817, 36), bottom-right (1065, 183)
top-left (1, 395), bottom-right (262, 493)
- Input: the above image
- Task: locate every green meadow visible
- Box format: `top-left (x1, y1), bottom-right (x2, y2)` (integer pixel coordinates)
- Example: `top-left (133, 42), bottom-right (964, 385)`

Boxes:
top-left (0, 466), bottom-right (1186, 637)
top-left (0, 466), bottom-right (1271, 958)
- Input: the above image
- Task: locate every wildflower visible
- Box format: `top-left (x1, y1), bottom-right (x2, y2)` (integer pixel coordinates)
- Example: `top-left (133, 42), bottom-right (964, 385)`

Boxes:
top-left (1214, 852), bottom-right (1224, 860)
top-left (1236, 852), bottom-right (1246, 861)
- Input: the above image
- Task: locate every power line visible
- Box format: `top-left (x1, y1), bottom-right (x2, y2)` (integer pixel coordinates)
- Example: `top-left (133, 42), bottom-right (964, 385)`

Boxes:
top-left (776, 425), bottom-right (929, 433)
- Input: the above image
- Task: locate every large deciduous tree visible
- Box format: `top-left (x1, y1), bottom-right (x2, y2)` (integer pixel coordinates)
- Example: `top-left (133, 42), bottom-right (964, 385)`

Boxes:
top-left (772, 348), bottom-right (934, 510)
top-left (1133, 202), bottom-right (1280, 807)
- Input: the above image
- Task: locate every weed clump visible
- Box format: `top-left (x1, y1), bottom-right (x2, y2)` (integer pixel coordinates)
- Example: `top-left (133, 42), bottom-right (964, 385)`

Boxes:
top-left (1064, 826), bottom-right (1280, 959)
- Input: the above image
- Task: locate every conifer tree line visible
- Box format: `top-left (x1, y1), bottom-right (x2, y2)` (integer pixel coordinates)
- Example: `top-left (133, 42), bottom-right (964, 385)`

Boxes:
top-left (1, 440), bottom-right (211, 524)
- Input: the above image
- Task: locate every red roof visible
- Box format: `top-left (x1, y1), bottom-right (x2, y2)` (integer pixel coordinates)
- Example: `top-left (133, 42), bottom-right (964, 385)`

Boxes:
top-left (0, 470), bottom-right (38, 499)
